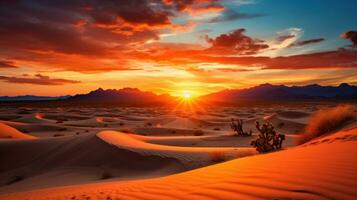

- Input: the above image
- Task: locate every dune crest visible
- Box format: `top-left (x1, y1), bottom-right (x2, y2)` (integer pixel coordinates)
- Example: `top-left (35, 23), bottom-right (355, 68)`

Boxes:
top-left (0, 123), bottom-right (36, 139)
top-left (97, 131), bottom-right (257, 168)
top-left (3, 128), bottom-right (356, 200)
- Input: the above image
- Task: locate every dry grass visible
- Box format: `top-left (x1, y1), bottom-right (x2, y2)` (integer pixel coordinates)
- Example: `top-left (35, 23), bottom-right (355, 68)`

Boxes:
top-left (6, 175), bottom-right (24, 185)
top-left (193, 130), bottom-right (204, 136)
top-left (119, 128), bottom-right (134, 133)
top-left (297, 105), bottom-right (355, 145)
top-left (100, 172), bottom-right (113, 180)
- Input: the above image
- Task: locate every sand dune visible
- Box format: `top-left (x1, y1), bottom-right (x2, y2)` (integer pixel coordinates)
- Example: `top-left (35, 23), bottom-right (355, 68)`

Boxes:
top-left (98, 131), bottom-right (257, 168)
top-left (2, 128), bottom-right (356, 200)
top-left (0, 123), bottom-right (35, 139)
top-left (0, 133), bottom-right (184, 194)
top-left (1, 104), bottom-right (356, 199)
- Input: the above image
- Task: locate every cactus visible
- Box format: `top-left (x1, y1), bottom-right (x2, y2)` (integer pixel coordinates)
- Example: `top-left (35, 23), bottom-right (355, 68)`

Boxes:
top-left (230, 118), bottom-right (252, 136)
top-left (251, 121), bottom-right (285, 153)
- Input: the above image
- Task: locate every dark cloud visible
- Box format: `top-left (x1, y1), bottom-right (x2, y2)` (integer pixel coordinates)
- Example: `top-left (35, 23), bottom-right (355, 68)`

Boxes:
top-left (276, 34), bottom-right (295, 42)
top-left (0, 0), bottom-right (222, 58)
top-left (0, 74), bottom-right (81, 85)
top-left (139, 46), bottom-right (357, 70)
top-left (341, 31), bottom-right (357, 46)
top-left (205, 28), bottom-right (269, 55)
top-left (0, 60), bottom-right (17, 68)
top-left (209, 9), bottom-right (265, 23)
top-left (289, 38), bottom-right (325, 47)
top-left (0, 0), bottom-right (171, 56)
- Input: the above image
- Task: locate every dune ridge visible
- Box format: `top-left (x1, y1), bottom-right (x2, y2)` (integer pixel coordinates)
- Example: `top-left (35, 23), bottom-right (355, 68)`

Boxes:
top-left (0, 123), bottom-right (36, 139)
top-left (0, 133), bottom-right (185, 194)
top-left (2, 128), bottom-right (356, 200)
top-left (97, 131), bottom-right (257, 168)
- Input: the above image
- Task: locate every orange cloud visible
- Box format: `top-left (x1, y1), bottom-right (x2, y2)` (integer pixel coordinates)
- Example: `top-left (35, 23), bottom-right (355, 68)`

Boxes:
top-left (0, 60), bottom-right (17, 68)
top-left (0, 74), bottom-right (81, 85)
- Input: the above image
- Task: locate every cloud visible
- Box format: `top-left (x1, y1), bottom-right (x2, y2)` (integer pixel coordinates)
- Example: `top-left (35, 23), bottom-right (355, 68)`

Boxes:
top-left (277, 34), bottom-right (296, 42)
top-left (0, 0), bottom-right (173, 56)
top-left (183, 3), bottom-right (225, 14)
top-left (0, 0), bottom-right (230, 73)
top-left (205, 28), bottom-right (269, 55)
top-left (0, 60), bottom-right (17, 68)
top-left (137, 45), bottom-right (357, 70)
top-left (341, 30), bottom-right (357, 46)
top-left (289, 38), bottom-right (325, 47)
top-left (209, 9), bottom-right (265, 23)
top-left (268, 28), bottom-right (302, 51)
top-left (0, 74), bottom-right (81, 85)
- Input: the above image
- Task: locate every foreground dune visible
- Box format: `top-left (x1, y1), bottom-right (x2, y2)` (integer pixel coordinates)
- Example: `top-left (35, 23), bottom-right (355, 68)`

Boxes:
top-left (0, 131), bottom-right (256, 194)
top-left (2, 127), bottom-right (356, 200)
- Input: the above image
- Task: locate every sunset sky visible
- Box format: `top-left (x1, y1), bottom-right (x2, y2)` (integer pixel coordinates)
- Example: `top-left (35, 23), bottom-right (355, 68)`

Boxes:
top-left (0, 0), bottom-right (357, 97)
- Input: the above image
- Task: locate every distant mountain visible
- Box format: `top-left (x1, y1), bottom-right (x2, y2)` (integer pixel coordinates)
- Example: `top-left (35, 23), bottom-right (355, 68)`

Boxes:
top-left (0, 95), bottom-right (69, 102)
top-left (67, 87), bottom-right (172, 105)
top-left (202, 83), bottom-right (357, 102)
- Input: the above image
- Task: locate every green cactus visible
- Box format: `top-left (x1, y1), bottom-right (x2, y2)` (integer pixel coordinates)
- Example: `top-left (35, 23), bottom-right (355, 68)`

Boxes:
top-left (251, 121), bottom-right (285, 153)
top-left (230, 118), bottom-right (252, 136)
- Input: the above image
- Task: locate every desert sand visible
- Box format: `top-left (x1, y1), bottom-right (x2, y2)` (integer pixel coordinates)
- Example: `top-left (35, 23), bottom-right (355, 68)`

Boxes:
top-left (0, 103), bottom-right (356, 199)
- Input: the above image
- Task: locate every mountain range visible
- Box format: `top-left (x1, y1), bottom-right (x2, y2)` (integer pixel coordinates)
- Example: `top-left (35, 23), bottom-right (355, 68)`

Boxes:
top-left (1, 83), bottom-right (356, 103)
top-left (66, 87), bottom-right (172, 105)
top-left (202, 83), bottom-right (357, 102)
top-left (0, 95), bottom-right (69, 102)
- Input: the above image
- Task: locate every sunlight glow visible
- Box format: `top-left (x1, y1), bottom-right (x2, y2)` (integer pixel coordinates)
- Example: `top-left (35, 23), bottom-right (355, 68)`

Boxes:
top-left (182, 90), bottom-right (192, 99)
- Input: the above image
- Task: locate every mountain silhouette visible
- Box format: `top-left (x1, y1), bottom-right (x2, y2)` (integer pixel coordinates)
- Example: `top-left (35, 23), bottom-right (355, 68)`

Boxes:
top-left (67, 87), bottom-right (172, 105)
top-left (202, 83), bottom-right (357, 102)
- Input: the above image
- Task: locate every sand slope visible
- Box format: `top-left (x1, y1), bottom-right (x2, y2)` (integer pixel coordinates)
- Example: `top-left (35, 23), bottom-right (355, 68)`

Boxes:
top-left (2, 128), bottom-right (356, 200)
top-left (0, 123), bottom-right (36, 139)
top-left (98, 131), bottom-right (257, 168)
top-left (0, 133), bottom-right (184, 194)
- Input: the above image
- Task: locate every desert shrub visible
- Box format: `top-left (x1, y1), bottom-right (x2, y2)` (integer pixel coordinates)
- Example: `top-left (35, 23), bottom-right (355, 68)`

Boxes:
top-left (251, 121), bottom-right (285, 153)
top-left (145, 122), bottom-right (152, 127)
top-left (297, 105), bottom-right (355, 145)
top-left (194, 130), bottom-right (204, 136)
top-left (6, 175), bottom-right (24, 185)
top-left (100, 172), bottom-right (113, 180)
top-left (277, 122), bottom-right (285, 128)
top-left (57, 128), bottom-right (67, 132)
top-left (119, 122), bottom-right (125, 126)
top-left (119, 128), bottom-right (134, 133)
top-left (210, 151), bottom-right (226, 163)
top-left (53, 133), bottom-right (65, 137)
top-left (230, 118), bottom-right (252, 136)
top-left (213, 127), bottom-right (221, 131)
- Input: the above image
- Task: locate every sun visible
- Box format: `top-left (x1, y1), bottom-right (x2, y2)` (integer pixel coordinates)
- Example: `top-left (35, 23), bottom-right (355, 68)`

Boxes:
top-left (181, 90), bottom-right (193, 100)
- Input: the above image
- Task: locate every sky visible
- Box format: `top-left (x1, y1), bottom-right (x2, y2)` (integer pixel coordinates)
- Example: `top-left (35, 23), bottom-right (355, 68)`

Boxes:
top-left (0, 0), bottom-right (356, 97)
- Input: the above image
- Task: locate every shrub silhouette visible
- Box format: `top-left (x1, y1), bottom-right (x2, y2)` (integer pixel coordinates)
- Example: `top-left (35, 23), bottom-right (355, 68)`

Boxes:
top-left (194, 130), bottom-right (204, 136)
top-left (230, 118), bottom-right (252, 136)
top-left (53, 133), bottom-right (65, 137)
top-left (100, 172), bottom-right (113, 180)
top-left (6, 175), bottom-right (24, 185)
top-left (251, 121), bottom-right (285, 153)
